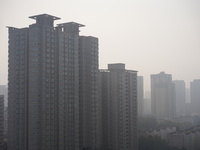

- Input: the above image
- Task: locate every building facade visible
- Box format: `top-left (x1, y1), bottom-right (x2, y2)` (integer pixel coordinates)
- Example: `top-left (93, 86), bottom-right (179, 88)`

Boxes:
top-left (151, 72), bottom-right (176, 119)
top-left (99, 63), bottom-right (138, 150)
top-left (173, 80), bottom-right (186, 117)
top-left (190, 79), bottom-right (200, 116)
top-left (8, 14), bottom-right (99, 150)
top-left (79, 36), bottom-right (100, 150)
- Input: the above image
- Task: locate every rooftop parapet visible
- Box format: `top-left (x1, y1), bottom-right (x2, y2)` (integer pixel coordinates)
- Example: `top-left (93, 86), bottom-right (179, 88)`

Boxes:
top-left (108, 63), bottom-right (125, 71)
top-left (57, 22), bottom-right (85, 35)
top-left (29, 14), bottom-right (60, 27)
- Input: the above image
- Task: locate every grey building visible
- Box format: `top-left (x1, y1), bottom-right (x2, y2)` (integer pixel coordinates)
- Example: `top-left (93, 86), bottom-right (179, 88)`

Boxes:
top-left (151, 72), bottom-right (176, 119)
top-left (173, 80), bottom-right (186, 117)
top-left (99, 63), bottom-right (138, 150)
top-left (3, 107), bottom-right (7, 137)
top-left (190, 79), bottom-right (200, 116)
top-left (0, 95), bottom-right (4, 149)
top-left (137, 76), bottom-right (144, 117)
top-left (143, 91), bottom-right (151, 115)
top-left (79, 36), bottom-right (100, 149)
top-left (0, 85), bottom-right (8, 136)
top-left (185, 88), bottom-right (191, 116)
top-left (0, 85), bottom-right (7, 107)
top-left (8, 14), bottom-right (99, 150)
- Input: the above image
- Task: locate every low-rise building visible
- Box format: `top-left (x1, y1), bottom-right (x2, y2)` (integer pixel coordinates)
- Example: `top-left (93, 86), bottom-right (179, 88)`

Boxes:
top-left (146, 127), bottom-right (176, 141)
top-left (168, 125), bottom-right (200, 150)
top-left (0, 95), bottom-right (4, 149)
top-left (139, 127), bottom-right (176, 141)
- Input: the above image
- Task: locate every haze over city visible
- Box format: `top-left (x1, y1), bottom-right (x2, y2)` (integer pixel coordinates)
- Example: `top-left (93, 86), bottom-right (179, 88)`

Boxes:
top-left (1, 0), bottom-right (200, 91)
top-left (1, 1), bottom-right (200, 150)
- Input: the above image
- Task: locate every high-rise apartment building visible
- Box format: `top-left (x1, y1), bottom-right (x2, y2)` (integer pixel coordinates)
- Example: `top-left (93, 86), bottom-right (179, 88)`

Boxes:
top-left (137, 76), bottom-right (144, 117)
top-left (79, 36), bottom-right (100, 149)
top-left (151, 72), bottom-right (176, 119)
top-left (99, 63), bottom-right (138, 150)
top-left (0, 95), bottom-right (4, 149)
top-left (8, 14), bottom-right (99, 150)
top-left (173, 80), bottom-right (186, 117)
top-left (190, 79), bottom-right (200, 116)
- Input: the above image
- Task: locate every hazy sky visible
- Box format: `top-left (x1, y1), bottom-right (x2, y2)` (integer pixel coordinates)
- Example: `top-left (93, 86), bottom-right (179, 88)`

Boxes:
top-left (0, 0), bottom-right (200, 91)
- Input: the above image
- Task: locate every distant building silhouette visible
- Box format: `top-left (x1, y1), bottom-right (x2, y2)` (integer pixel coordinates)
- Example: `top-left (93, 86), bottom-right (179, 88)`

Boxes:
top-left (99, 63), bottom-right (138, 150)
top-left (190, 79), bottom-right (200, 116)
top-left (173, 80), bottom-right (186, 117)
top-left (137, 76), bottom-right (144, 117)
top-left (3, 107), bottom-right (7, 137)
top-left (0, 85), bottom-right (8, 136)
top-left (0, 85), bottom-right (7, 107)
top-left (143, 91), bottom-right (151, 115)
top-left (0, 95), bottom-right (4, 149)
top-left (151, 72), bottom-right (176, 119)
top-left (185, 88), bottom-right (191, 103)
top-left (8, 14), bottom-right (99, 150)
top-left (185, 88), bottom-right (191, 116)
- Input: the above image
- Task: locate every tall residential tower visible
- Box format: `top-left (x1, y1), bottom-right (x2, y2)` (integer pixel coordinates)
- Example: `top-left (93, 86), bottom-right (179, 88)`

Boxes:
top-left (173, 80), bottom-right (186, 117)
top-left (8, 14), bottom-right (99, 150)
top-left (151, 72), bottom-right (176, 119)
top-left (99, 63), bottom-right (138, 150)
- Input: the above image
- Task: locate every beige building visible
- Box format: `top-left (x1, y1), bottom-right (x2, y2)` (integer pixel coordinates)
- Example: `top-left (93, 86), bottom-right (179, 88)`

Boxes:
top-left (99, 63), bottom-right (138, 150)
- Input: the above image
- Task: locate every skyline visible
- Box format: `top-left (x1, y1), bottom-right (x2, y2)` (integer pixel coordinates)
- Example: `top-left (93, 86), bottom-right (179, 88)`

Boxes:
top-left (1, 0), bottom-right (200, 91)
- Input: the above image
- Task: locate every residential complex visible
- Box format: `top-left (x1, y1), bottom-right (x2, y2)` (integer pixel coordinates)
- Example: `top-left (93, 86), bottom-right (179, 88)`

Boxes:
top-left (8, 14), bottom-right (99, 150)
top-left (99, 63), bottom-right (138, 150)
